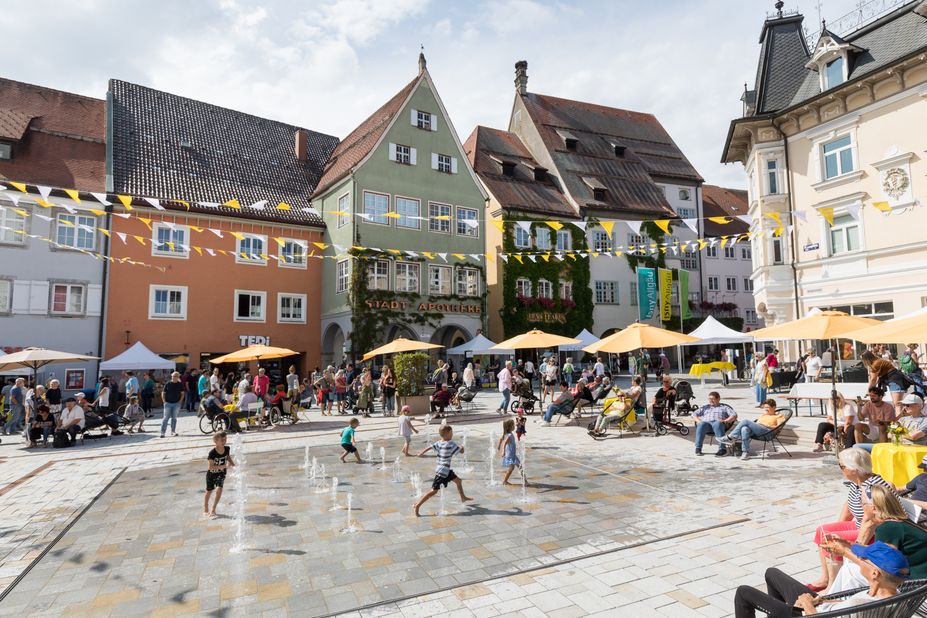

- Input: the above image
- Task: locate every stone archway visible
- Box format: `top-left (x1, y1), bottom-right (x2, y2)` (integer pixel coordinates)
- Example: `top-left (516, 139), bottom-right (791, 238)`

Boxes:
top-left (430, 324), bottom-right (472, 350)
top-left (383, 323), bottom-right (417, 343)
top-left (322, 323), bottom-right (345, 368)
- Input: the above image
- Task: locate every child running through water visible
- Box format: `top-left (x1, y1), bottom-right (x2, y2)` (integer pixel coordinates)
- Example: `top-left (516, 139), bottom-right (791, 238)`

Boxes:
top-left (204, 431), bottom-right (234, 518)
top-left (339, 418), bottom-right (362, 463)
top-left (498, 419), bottom-right (528, 486)
top-left (398, 405), bottom-right (419, 456)
top-left (413, 424), bottom-right (472, 516)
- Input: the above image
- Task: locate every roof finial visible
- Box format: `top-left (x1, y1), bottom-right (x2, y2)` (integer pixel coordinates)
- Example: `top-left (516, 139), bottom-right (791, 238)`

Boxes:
top-left (821, 18), bottom-right (827, 30)
top-left (775, 0), bottom-right (784, 17)
top-left (418, 45), bottom-right (426, 74)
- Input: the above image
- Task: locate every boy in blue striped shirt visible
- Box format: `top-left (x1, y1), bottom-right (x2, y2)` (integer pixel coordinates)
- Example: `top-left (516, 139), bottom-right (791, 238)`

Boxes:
top-left (414, 424), bottom-right (472, 516)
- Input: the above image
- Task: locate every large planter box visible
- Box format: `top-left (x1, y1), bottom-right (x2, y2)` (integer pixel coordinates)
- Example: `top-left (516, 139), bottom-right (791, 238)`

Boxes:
top-left (398, 394), bottom-right (431, 416)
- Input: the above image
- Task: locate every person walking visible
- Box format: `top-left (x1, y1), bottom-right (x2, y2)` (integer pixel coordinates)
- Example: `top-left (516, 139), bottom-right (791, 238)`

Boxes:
top-left (161, 371), bottom-right (185, 438)
top-left (496, 361), bottom-right (513, 415)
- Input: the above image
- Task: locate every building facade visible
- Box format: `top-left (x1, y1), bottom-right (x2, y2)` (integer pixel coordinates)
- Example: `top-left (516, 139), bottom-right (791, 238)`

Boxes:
top-left (465, 125), bottom-right (591, 341)
top-left (314, 55), bottom-right (487, 366)
top-left (504, 62), bottom-right (708, 337)
top-left (105, 80), bottom-right (337, 374)
top-left (700, 185), bottom-right (761, 330)
top-left (722, 1), bottom-right (927, 360)
top-left (0, 78), bottom-right (106, 393)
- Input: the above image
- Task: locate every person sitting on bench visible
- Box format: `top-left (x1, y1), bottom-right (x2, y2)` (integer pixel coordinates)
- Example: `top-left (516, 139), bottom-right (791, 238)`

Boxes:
top-left (430, 383), bottom-right (453, 417)
top-left (572, 378), bottom-right (596, 415)
top-left (29, 405), bottom-right (56, 446)
top-left (541, 381), bottom-right (575, 426)
top-left (57, 397), bottom-right (85, 444)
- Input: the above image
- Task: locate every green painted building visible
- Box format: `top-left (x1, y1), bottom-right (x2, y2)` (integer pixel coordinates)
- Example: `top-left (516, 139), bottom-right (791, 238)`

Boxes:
top-left (313, 55), bottom-right (488, 366)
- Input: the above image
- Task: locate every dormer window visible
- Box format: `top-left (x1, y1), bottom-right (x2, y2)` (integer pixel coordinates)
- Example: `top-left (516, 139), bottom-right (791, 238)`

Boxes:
top-left (593, 188), bottom-right (606, 201)
top-left (825, 57), bottom-right (845, 89)
top-left (501, 162), bottom-right (516, 177)
top-left (583, 176), bottom-right (607, 202)
top-left (613, 145), bottom-right (627, 157)
top-left (565, 138), bottom-right (578, 151)
top-left (533, 167), bottom-right (547, 181)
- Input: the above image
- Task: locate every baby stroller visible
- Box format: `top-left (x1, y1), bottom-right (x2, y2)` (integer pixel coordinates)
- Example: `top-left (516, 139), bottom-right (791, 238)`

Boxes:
top-left (672, 379), bottom-right (696, 416)
top-left (587, 390), bottom-right (637, 439)
top-left (341, 383), bottom-right (360, 415)
top-left (509, 380), bottom-right (539, 414)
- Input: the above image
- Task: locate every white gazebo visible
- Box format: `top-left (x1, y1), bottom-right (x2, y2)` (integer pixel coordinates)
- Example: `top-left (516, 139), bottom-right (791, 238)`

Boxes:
top-left (684, 316), bottom-right (753, 345)
top-left (99, 342), bottom-right (175, 372)
top-left (558, 329), bottom-right (600, 352)
top-left (446, 334), bottom-right (513, 356)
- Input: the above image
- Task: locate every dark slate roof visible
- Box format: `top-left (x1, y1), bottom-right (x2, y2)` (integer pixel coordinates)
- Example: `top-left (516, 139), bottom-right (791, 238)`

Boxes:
top-left (750, 2), bottom-right (927, 115)
top-left (464, 126), bottom-right (576, 218)
top-left (753, 15), bottom-right (811, 114)
top-left (313, 74), bottom-right (420, 196)
top-left (109, 79), bottom-right (339, 226)
top-left (702, 185), bottom-right (749, 237)
top-left (517, 93), bottom-right (700, 218)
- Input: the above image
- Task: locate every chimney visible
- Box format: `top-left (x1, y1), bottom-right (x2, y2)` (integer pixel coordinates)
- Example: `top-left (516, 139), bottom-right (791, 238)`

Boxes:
top-left (295, 129), bottom-right (308, 161)
top-left (514, 60), bottom-right (528, 95)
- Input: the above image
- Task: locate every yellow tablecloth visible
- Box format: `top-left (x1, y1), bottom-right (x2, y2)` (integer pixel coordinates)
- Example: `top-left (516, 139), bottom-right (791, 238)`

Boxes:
top-left (871, 443), bottom-right (927, 485)
top-left (688, 361), bottom-right (736, 378)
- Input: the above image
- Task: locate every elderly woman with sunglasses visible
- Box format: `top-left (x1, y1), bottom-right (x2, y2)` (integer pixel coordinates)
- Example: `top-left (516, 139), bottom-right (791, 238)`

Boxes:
top-left (807, 447), bottom-right (897, 591)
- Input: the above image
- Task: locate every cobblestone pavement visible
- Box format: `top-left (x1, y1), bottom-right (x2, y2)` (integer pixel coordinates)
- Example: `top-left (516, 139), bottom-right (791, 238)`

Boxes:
top-left (0, 379), bottom-right (845, 616)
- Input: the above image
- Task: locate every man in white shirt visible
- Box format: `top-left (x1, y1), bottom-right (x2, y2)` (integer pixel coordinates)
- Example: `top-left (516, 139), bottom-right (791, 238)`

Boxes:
top-left (58, 397), bottom-right (86, 443)
top-left (209, 368), bottom-right (220, 391)
top-left (594, 357), bottom-right (605, 378)
top-left (805, 349), bottom-right (822, 383)
top-left (238, 373), bottom-right (251, 398)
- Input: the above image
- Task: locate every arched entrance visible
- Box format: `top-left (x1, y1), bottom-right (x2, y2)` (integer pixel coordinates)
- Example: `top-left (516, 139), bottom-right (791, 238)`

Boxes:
top-left (430, 324), bottom-right (472, 350)
top-left (600, 327), bottom-right (621, 338)
top-left (383, 323), bottom-right (417, 343)
top-left (321, 323), bottom-right (345, 368)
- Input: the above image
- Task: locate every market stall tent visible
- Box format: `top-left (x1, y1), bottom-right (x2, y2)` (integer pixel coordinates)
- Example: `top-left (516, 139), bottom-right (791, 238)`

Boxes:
top-left (446, 334), bottom-right (512, 356)
top-left (683, 316), bottom-right (753, 346)
top-left (99, 342), bottom-right (175, 371)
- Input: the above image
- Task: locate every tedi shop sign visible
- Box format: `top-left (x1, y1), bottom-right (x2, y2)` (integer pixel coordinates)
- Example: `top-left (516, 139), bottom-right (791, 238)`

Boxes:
top-left (364, 300), bottom-right (481, 314)
top-left (239, 335), bottom-right (271, 346)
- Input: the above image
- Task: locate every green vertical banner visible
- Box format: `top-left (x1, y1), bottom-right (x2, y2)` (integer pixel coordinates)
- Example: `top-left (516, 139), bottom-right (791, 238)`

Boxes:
top-left (658, 268), bottom-right (673, 321)
top-left (679, 269), bottom-right (691, 320)
top-left (637, 267), bottom-right (657, 321)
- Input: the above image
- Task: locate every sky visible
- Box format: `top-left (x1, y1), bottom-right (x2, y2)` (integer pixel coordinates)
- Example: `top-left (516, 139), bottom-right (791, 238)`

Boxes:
top-left (8, 0), bottom-right (868, 188)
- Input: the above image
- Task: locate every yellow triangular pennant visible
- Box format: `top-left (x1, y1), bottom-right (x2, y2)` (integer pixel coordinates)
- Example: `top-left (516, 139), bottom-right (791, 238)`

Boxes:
top-left (229, 231), bottom-right (245, 241)
top-left (599, 221), bottom-right (615, 236)
top-left (98, 228), bottom-right (110, 237)
top-left (117, 195), bottom-right (133, 210)
top-left (422, 252), bottom-right (435, 260)
top-left (452, 253), bottom-right (465, 260)
top-left (273, 237), bottom-right (285, 248)
top-left (193, 246), bottom-right (203, 255)
top-left (486, 253), bottom-right (495, 263)
top-left (224, 199), bottom-right (242, 209)
top-left (64, 189), bottom-right (81, 203)
top-left (9, 182), bottom-right (27, 193)
top-left (276, 202), bottom-right (291, 211)
top-left (385, 212), bottom-right (401, 219)
top-left (387, 249), bottom-right (401, 254)
top-left (59, 218), bottom-right (74, 227)
top-left (871, 201), bottom-right (892, 213)
top-left (490, 220), bottom-right (505, 233)
top-left (541, 254), bottom-right (550, 262)
top-left (138, 217), bottom-right (152, 230)
top-left (312, 242), bottom-right (329, 250)
top-left (546, 221), bottom-right (563, 231)
top-left (89, 209), bottom-right (105, 216)
top-left (133, 235), bottom-right (146, 245)
top-left (567, 253), bottom-right (577, 261)
top-left (818, 207), bottom-right (835, 226)
top-left (697, 239), bottom-right (709, 250)
top-left (653, 219), bottom-right (671, 234)
top-left (707, 216), bottom-right (731, 225)
top-left (766, 212), bottom-right (782, 226)
top-left (513, 255), bottom-right (524, 264)
top-left (36, 200), bottom-right (53, 208)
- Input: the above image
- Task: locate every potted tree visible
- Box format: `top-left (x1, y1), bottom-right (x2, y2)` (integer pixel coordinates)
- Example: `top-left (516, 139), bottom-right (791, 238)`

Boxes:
top-left (394, 352), bottom-right (431, 415)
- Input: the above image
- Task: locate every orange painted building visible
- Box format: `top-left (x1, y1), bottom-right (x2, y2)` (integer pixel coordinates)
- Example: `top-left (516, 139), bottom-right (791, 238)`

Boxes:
top-left (104, 79), bottom-right (338, 375)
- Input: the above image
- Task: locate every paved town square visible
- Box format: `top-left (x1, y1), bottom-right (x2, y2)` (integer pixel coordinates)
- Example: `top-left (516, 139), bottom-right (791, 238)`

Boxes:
top-left (0, 383), bottom-right (850, 617)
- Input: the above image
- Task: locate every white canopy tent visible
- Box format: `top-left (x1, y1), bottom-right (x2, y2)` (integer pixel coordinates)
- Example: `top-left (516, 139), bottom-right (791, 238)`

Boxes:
top-left (446, 334), bottom-right (513, 356)
top-left (682, 316), bottom-right (752, 346)
top-left (99, 342), bottom-right (175, 372)
top-left (559, 329), bottom-right (601, 352)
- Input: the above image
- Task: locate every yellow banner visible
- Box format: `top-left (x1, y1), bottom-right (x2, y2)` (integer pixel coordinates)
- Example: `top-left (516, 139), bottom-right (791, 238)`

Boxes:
top-left (658, 268), bottom-right (673, 321)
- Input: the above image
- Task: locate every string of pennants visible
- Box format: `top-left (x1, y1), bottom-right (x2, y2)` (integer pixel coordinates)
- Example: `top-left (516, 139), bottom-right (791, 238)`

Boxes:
top-left (0, 180), bottom-right (911, 267)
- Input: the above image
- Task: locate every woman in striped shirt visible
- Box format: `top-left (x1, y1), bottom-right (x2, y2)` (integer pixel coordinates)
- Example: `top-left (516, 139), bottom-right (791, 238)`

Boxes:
top-left (808, 447), bottom-right (896, 591)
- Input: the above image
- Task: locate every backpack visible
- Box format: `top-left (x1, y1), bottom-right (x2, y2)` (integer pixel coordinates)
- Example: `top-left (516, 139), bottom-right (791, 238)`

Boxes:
top-left (901, 353), bottom-right (917, 374)
top-left (52, 430), bottom-right (71, 448)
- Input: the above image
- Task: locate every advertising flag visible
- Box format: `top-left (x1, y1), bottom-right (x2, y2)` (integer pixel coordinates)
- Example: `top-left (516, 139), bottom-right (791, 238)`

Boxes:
top-left (637, 267), bottom-right (657, 321)
top-left (658, 268), bottom-right (673, 321)
top-left (679, 269), bottom-right (691, 320)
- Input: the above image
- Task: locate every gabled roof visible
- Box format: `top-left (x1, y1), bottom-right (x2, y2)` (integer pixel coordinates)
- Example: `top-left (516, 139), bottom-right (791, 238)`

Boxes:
top-left (702, 185), bottom-right (749, 236)
top-left (464, 125), bottom-right (576, 218)
top-left (0, 78), bottom-right (105, 141)
top-left (313, 75), bottom-right (420, 196)
top-left (109, 79), bottom-right (339, 226)
top-left (517, 92), bottom-right (700, 218)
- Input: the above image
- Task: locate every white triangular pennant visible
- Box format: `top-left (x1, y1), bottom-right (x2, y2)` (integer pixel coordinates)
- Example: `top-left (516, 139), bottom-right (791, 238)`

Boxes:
top-left (144, 197), bottom-right (165, 210)
top-left (405, 251), bottom-right (419, 258)
top-left (164, 222), bottom-right (176, 229)
top-left (3, 192), bottom-right (21, 207)
top-left (515, 221), bottom-right (531, 232)
top-left (206, 248), bottom-right (216, 256)
top-left (91, 192), bottom-right (111, 206)
top-left (794, 211), bottom-right (807, 223)
top-left (37, 185), bottom-right (53, 201)
top-left (200, 202), bottom-right (220, 209)
top-left (113, 212), bottom-right (132, 219)
top-left (499, 254), bottom-right (509, 263)
top-left (249, 200), bottom-right (268, 210)
top-left (34, 213), bottom-right (53, 222)
top-left (468, 254), bottom-right (482, 261)
top-left (209, 228), bottom-right (224, 238)
top-left (682, 218), bottom-right (698, 233)
top-left (737, 214), bottom-right (753, 226)
top-left (462, 219), bottom-right (479, 228)
top-left (333, 244), bottom-right (347, 253)
top-left (626, 221), bottom-right (643, 235)
top-left (572, 221), bottom-right (587, 232)
top-left (437, 252), bottom-right (448, 262)
top-left (527, 255), bottom-right (537, 262)
top-left (846, 203), bottom-right (862, 221)
top-left (116, 232), bottom-right (128, 244)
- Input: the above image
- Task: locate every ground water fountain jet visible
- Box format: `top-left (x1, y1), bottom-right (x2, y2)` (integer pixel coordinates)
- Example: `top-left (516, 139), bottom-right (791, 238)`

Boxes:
top-left (487, 430), bottom-right (498, 486)
top-left (459, 433), bottom-right (473, 473)
top-left (437, 486), bottom-right (448, 516)
top-left (365, 442), bottom-right (373, 461)
top-left (392, 455), bottom-right (403, 482)
top-left (409, 472), bottom-right (422, 499)
top-left (519, 438), bottom-right (533, 504)
top-left (341, 493), bottom-right (358, 534)
top-left (329, 476), bottom-right (341, 511)
top-left (229, 433), bottom-right (248, 553)
top-left (315, 463), bottom-right (328, 494)
top-left (302, 445), bottom-right (310, 471)
top-left (379, 446), bottom-right (387, 471)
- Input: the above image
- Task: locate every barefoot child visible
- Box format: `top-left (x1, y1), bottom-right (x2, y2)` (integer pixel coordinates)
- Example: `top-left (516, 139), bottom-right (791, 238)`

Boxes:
top-left (497, 419), bottom-right (527, 486)
top-left (339, 418), bottom-right (362, 463)
top-left (515, 409), bottom-right (527, 441)
top-left (398, 405), bottom-right (419, 456)
top-left (204, 431), bottom-right (234, 518)
top-left (413, 424), bottom-right (472, 516)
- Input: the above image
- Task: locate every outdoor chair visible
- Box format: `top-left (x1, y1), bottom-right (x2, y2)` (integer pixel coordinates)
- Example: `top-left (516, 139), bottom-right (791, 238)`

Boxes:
top-left (808, 578), bottom-right (927, 617)
top-left (723, 411), bottom-right (794, 460)
top-left (554, 399), bottom-right (581, 426)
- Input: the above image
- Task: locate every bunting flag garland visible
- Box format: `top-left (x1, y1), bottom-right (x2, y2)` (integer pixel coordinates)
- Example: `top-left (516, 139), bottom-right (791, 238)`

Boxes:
top-left (599, 220), bottom-right (615, 236)
top-left (117, 195), bottom-right (133, 210)
top-left (546, 221), bottom-right (564, 231)
top-left (818, 207), bottom-right (835, 226)
top-left (871, 201), bottom-right (892, 212)
top-left (653, 219), bottom-right (671, 234)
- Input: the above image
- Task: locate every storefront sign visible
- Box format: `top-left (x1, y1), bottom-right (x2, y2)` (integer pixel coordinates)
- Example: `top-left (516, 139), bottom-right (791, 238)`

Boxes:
top-left (527, 311), bottom-right (567, 324)
top-left (239, 335), bottom-right (271, 346)
top-left (803, 242), bottom-right (819, 252)
top-left (65, 369), bottom-right (85, 390)
top-left (363, 300), bottom-right (480, 314)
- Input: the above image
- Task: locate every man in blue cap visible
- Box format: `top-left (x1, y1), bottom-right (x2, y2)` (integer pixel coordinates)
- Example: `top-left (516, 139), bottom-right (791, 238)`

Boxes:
top-left (733, 541), bottom-right (908, 617)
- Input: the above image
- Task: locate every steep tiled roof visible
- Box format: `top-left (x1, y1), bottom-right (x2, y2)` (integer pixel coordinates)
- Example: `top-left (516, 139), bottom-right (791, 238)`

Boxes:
top-left (0, 78), bottom-right (105, 140)
top-left (110, 79), bottom-right (339, 226)
top-left (464, 126), bottom-right (576, 218)
top-left (0, 107), bottom-right (33, 141)
top-left (702, 185), bottom-right (749, 237)
top-left (518, 93), bottom-right (700, 218)
top-left (313, 75), bottom-right (420, 196)
top-left (751, 2), bottom-right (927, 114)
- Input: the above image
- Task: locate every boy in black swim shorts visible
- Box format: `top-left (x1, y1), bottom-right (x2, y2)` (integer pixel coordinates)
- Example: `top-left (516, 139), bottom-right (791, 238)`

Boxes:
top-left (204, 431), bottom-right (234, 518)
top-left (413, 424), bottom-right (473, 516)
